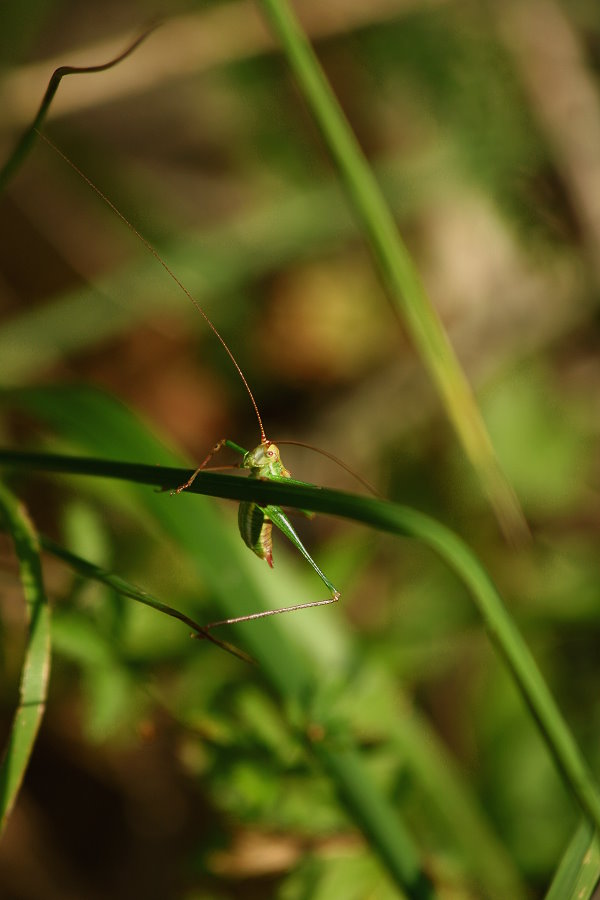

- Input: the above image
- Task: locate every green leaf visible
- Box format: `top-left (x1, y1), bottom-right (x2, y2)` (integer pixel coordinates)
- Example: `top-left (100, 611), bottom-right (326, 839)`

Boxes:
top-left (545, 820), bottom-right (600, 900)
top-left (0, 482), bottom-right (51, 836)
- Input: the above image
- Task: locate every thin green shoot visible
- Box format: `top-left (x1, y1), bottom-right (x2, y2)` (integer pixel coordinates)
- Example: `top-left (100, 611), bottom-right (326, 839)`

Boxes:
top-left (0, 23), bottom-right (160, 193)
top-left (40, 535), bottom-right (255, 664)
top-left (0, 483), bottom-right (51, 836)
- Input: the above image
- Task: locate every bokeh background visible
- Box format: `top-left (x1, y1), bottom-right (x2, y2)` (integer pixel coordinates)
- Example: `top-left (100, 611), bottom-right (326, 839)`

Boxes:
top-left (1, 0), bottom-right (600, 897)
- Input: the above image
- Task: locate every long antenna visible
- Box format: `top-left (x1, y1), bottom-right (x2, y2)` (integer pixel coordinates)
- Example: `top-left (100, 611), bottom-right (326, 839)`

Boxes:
top-left (36, 130), bottom-right (268, 445)
top-left (274, 439), bottom-right (380, 496)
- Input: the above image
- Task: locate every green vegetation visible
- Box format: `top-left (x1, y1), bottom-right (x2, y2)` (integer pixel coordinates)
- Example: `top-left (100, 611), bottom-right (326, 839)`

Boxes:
top-left (1, 1), bottom-right (600, 897)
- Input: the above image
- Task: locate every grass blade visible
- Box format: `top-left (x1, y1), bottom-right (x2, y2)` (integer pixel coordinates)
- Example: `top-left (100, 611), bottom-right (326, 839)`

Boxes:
top-left (40, 534), bottom-right (255, 664)
top-left (545, 820), bottom-right (600, 900)
top-left (1, 439), bottom-right (598, 833)
top-left (0, 25), bottom-right (157, 193)
top-left (0, 387), bottom-right (435, 898)
top-left (256, 0), bottom-right (527, 544)
top-left (0, 482), bottom-right (51, 837)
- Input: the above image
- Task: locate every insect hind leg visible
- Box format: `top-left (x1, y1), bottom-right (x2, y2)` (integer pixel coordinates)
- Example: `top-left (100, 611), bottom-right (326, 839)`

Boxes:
top-left (195, 591), bottom-right (340, 631)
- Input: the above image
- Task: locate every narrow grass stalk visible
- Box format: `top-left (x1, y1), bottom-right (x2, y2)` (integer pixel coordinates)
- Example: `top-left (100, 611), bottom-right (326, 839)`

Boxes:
top-left (255, 0), bottom-right (526, 544)
top-left (0, 26), bottom-right (157, 193)
top-left (40, 535), bottom-right (254, 664)
top-left (0, 482), bottom-right (51, 836)
top-left (1, 447), bottom-right (598, 833)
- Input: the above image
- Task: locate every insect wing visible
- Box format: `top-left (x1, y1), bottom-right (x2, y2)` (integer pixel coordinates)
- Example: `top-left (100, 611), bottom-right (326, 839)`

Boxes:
top-left (238, 501), bottom-right (273, 567)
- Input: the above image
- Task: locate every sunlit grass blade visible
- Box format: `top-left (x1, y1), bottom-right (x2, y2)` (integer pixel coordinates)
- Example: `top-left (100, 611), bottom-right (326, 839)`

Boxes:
top-left (256, 0), bottom-right (527, 544)
top-left (1, 435), bottom-right (599, 833)
top-left (545, 820), bottom-right (600, 900)
top-left (0, 482), bottom-right (51, 837)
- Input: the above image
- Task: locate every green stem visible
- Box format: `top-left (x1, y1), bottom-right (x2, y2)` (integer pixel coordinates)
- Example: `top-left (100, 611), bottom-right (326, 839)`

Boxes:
top-left (0, 25), bottom-right (158, 193)
top-left (40, 535), bottom-right (254, 664)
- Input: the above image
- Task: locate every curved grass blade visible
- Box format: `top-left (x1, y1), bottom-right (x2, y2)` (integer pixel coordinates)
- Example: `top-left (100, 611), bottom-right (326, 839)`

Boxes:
top-left (0, 24), bottom-right (159, 193)
top-left (255, 0), bottom-right (527, 545)
top-left (1, 439), bottom-right (599, 835)
top-left (40, 534), bottom-right (254, 665)
top-left (0, 387), bottom-right (434, 898)
top-left (0, 482), bottom-right (51, 837)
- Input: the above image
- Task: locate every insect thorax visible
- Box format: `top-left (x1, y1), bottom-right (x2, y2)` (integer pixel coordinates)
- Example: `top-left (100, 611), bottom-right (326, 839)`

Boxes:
top-left (242, 442), bottom-right (291, 479)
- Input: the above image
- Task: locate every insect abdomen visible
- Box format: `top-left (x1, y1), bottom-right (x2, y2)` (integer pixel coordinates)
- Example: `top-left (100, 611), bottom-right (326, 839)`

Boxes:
top-left (238, 502), bottom-right (273, 567)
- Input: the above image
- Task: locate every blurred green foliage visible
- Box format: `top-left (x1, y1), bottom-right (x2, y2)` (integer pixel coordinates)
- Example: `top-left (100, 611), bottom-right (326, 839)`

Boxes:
top-left (2, 0), bottom-right (600, 897)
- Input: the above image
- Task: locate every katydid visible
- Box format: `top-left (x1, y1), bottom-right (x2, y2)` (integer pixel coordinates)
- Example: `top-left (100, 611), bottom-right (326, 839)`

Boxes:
top-left (39, 134), bottom-right (351, 635)
top-left (18, 27), bottom-right (375, 636)
top-left (173, 439), bottom-right (340, 631)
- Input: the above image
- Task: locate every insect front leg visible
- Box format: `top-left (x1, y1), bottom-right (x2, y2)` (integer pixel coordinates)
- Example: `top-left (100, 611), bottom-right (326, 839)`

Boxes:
top-left (171, 439), bottom-right (229, 494)
top-left (171, 437), bottom-right (249, 494)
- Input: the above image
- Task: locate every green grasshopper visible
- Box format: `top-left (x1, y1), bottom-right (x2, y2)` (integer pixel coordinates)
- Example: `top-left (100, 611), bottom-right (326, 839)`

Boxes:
top-left (172, 437), bottom-right (340, 632)
top-left (7, 29), bottom-right (383, 642)
top-left (42, 137), bottom-right (346, 636)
